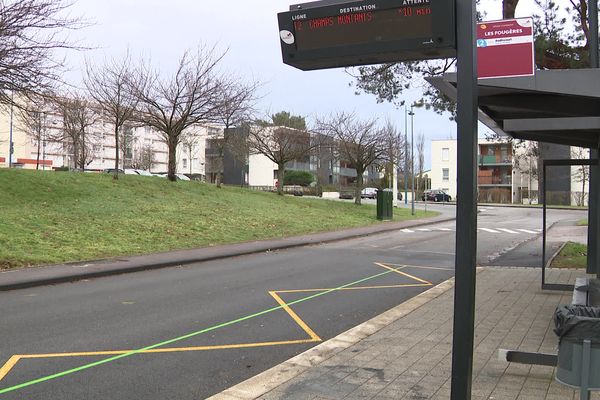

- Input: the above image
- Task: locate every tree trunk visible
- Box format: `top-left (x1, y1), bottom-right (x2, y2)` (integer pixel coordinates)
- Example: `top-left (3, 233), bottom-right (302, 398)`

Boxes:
top-left (216, 169), bottom-right (222, 188)
top-left (167, 136), bottom-right (177, 181)
top-left (503, 0), bottom-right (519, 19)
top-left (277, 163), bottom-right (285, 196)
top-left (216, 150), bottom-right (224, 188)
top-left (354, 170), bottom-right (364, 205)
top-left (114, 124), bottom-right (120, 180)
top-left (36, 135), bottom-right (41, 170)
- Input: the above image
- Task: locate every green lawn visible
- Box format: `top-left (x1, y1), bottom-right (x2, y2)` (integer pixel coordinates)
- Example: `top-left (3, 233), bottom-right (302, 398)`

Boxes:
top-left (551, 242), bottom-right (588, 269)
top-left (0, 169), bottom-right (437, 269)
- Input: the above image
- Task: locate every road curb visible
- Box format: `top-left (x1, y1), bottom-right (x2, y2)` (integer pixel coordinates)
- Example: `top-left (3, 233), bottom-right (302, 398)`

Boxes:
top-left (206, 273), bottom-right (465, 400)
top-left (0, 216), bottom-right (456, 291)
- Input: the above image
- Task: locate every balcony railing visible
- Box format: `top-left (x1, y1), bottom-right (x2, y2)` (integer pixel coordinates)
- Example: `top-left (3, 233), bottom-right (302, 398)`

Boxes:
top-left (478, 176), bottom-right (512, 185)
top-left (479, 155), bottom-right (512, 165)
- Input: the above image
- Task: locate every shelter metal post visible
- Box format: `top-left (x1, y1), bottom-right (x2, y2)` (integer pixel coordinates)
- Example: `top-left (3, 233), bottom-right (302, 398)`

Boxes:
top-left (450, 0), bottom-right (478, 398)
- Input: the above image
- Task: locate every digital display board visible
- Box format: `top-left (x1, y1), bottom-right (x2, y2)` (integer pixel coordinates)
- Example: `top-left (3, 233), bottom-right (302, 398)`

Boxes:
top-left (278, 0), bottom-right (456, 71)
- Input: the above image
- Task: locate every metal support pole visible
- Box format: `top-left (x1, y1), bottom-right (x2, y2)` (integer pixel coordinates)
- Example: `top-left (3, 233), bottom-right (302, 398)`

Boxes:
top-left (404, 106), bottom-right (408, 205)
top-left (8, 100), bottom-right (13, 168)
top-left (590, 0), bottom-right (598, 68)
top-left (410, 105), bottom-right (415, 215)
top-left (450, 0), bottom-right (478, 398)
top-left (587, 0), bottom-right (599, 276)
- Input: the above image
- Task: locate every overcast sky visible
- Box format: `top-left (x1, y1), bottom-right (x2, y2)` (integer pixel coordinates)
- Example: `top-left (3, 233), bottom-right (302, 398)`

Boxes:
top-left (64, 0), bottom-right (537, 169)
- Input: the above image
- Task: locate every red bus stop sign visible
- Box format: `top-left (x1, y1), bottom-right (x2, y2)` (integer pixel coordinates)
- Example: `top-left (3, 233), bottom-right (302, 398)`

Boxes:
top-left (477, 17), bottom-right (534, 79)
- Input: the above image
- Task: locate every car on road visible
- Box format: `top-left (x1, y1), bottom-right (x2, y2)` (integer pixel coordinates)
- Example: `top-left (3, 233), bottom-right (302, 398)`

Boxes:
top-left (360, 187), bottom-right (378, 199)
top-left (422, 189), bottom-right (451, 202)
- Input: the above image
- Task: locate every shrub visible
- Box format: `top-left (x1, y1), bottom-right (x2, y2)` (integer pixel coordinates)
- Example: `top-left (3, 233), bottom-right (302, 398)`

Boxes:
top-left (284, 170), bottom-right (314, 186)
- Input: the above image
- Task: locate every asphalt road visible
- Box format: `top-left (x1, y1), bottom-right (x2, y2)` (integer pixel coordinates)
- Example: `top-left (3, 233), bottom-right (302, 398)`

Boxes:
top-left (0, 206), bottom-right (584, 399)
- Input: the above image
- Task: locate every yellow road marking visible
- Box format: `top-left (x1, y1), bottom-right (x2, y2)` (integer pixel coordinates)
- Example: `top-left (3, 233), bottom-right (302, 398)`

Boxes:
top-left (11, 339), bottom-right (321, 361)
top-left (384, 263), bottom-right (454, 271)
top-left (0, 356), bottom-right (21, 382)
top-left (375, 263), bottom-right (433, 285)
top-left (0, 262), bottom-right (437, 384)
top-left (275, 283), bottom-right (431, 294)
top-left (269, 292), bottom-right (321, 341)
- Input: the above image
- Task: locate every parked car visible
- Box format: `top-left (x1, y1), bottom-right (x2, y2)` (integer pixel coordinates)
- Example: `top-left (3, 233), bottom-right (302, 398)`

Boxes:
top-left (339, 191), bottom-right (354, 200)
top-left (360, 187), bottom-right (378, 199)
top-left (123, 169), bottom-right (139, 175)
top-left (133, 169), bottom-right (153, 176)
top-left (175, 174), bottom-right (191, 181)
top-left (103, 168), bottom-right (124, 174)
top-left (422, 189), bottom-right (451, 202)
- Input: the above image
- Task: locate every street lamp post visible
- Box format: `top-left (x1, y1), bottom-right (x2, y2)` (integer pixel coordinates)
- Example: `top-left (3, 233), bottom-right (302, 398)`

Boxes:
top-left (8, 99), bottom-right (13, 168)
top-left (409, 105), bottom-right (415, 215)
top-left (404, 106), bottom-right (408, 205)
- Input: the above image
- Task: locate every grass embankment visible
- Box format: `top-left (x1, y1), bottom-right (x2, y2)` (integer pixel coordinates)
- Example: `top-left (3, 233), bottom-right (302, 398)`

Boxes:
top-left (0, 169), bottom-right (437, 269)
top-left (577, 219), bottom-right (589, 226)
top-left (551, 242), bottom-right (588, 269)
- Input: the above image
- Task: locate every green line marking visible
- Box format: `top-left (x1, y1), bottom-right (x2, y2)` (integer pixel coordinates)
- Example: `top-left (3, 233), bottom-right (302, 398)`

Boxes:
top-left (0, 268), bottom-right (396, 395)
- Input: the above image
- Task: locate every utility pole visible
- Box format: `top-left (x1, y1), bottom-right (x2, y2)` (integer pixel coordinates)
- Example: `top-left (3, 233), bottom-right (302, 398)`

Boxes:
top-left (409, 105), bottom-right (415, 215)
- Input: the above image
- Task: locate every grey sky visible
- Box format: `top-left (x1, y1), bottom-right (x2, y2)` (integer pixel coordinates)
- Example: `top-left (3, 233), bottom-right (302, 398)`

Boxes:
top-left (64, 0), bottom-right (537, 169)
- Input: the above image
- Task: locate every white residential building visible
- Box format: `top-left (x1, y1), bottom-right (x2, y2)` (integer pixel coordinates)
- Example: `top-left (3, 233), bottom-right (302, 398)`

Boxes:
top-left (430, 140), bottom-right (458, 199)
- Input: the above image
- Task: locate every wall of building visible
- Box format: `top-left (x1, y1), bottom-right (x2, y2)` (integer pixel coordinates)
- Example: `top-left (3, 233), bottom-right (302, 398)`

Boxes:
top-left (248, 154), bottom-right (277, 187)
top-left (430, 139), bottom-right (458, 199)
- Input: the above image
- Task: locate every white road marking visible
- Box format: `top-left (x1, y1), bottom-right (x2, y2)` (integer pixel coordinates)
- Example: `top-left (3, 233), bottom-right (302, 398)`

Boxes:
top-left (417, 229), bottom-right (432, 232)
top-left (437, 228), bottom-right (454, 231)
top-left (518, 229), bottom-right (539, 234)
top-left (497, 228), bottom-right (519, 234)
top-left (479, 228), bottom-right (500, 233)
top-left (402, 229), bottom-right (415, 233)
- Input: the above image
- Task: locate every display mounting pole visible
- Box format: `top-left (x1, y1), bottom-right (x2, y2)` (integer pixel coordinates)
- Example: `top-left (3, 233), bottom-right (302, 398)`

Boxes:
top-left (450, 0), bottom-right (478, 398)
top-left (587, 0), bottom-right (599, 276)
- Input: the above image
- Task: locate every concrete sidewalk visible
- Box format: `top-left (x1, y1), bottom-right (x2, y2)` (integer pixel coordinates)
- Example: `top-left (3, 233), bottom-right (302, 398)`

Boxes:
top-left (0, 215), bottom-right (454, 291)
top-left (211, 267), bottom-right (598, 400)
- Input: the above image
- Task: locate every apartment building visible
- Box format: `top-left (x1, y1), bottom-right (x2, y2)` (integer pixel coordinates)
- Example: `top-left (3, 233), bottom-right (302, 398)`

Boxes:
top-left (0, 103), bottom-right (216, 176)
top-left (430, 138), bottom-right (592, 205)
top-left (431, 138), bottom-right (538, 204)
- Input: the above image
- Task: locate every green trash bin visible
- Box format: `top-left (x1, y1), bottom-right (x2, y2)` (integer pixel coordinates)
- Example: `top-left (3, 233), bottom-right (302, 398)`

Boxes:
top-left (376, 189), bottom-right (393, 220)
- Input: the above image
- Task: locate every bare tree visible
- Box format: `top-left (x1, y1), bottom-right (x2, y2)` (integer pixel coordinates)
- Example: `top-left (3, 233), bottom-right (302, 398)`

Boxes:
top-left (131, 48), bottom-right (225, 181)
top-left (512, 141), bottom-right (539, 204)
top-left (380, 120), bottom-right (405, 190)
top-left (247, 121), bottom-right (317, 196)
top-left (0, 0), bottom-right (86, 105)
top-left (131, 143), bottom-right (155, 172)
top-left (416, 133), bottom-right (426, 195)
top-left (180, 130), bottom-right (203, 176)
top-left (85, 52), bottom-right (142, 179)
top-left (572, 146), bottom-right (590, 206)
top-left (211, 79), bottom-right (259, 187)
top-left (53, 91), bottom-right (99, 170)
top-left (316, 112), bottom-right (387, 205)
top-left (16, 95), bottom-right (54, 169)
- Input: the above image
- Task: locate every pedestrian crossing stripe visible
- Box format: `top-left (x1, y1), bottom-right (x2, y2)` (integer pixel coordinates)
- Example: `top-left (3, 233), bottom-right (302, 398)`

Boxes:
top-left (398, 227), bottom-right (543, 235)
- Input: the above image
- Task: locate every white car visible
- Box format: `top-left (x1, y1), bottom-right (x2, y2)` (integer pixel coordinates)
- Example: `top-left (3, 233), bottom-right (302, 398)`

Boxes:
top-left (360, 187), bottom-right (378, 199)
top-left (133, 169), bottom-right (153, 176)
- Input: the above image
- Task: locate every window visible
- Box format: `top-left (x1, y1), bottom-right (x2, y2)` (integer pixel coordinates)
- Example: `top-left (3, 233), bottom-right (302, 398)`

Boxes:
top-left (442, 168), bottom-right (449, 182)
top-left (442, 148), bottom-right (449, 161)
top-left (182, 158), bottom-right (187, 169)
